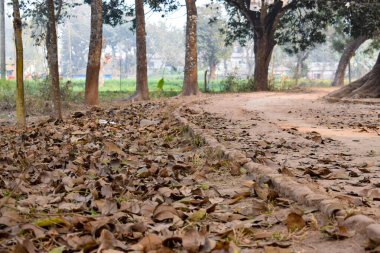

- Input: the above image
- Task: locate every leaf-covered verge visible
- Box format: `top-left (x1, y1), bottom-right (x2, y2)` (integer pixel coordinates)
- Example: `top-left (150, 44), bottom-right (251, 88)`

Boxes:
top-left (0, 101), bottom-right (370, 252)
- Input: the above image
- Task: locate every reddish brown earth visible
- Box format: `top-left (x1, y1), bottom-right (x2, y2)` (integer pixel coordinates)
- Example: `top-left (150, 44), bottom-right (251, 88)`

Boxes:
top-left (178, 88), bottom-right (380, 252)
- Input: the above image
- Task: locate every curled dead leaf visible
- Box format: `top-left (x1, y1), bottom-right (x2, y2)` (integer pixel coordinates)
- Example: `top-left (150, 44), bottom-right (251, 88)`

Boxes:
top-left (103, 140), bottom-right (127, 157)
top-left (286, 212), bottom-right (306, 232)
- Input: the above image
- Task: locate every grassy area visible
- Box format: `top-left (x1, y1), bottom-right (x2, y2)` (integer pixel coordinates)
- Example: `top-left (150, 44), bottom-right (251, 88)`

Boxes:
top-left (0, 76), bottom-right (334, 116)
top-left (71, 78), bottom-right (184, 93)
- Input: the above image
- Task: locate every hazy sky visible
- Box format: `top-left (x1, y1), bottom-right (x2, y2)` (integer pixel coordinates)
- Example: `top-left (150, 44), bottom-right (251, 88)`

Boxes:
top-left (144, 0), bottom-right (212, 28)
top-left (3, 0), bottom-right (212, 29)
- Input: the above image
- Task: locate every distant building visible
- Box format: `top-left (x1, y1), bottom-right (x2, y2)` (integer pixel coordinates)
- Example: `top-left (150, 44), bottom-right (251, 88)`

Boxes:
top-left (307, 62), bottom-right (337, 80)
top-left (6, 62), bottom-right (15, 80)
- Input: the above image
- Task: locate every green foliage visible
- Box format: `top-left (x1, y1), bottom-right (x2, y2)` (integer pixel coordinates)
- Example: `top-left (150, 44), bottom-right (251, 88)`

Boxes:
top-left (0, 79), bottom-right (77, 114)
top-left (277, 1), bottom-right (334, 54)
top-left (157, 78), bottom-right (165, 91)
top-left (220, 74), bottom-right (255, 92)
top-left (221, 74), bottom-right (240, 92)
top-left (331, 1), bottom-right (380, 39)
top-left (0, 80), bottom-right (15, 110)
top-left (197, 5), bottom-right (233, 70)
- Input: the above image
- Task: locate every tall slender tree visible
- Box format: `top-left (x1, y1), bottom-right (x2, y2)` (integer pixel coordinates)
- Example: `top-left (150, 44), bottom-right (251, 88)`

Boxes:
top-left (327, 52), bottom-right (380, 99)
top-left (198, 5), bottom-right (232, 81)
top-left (0, 0), bottom-right (5, 79)
top-left (46, 0), bottom-right (62, 120)
top-left (331, 36), bottom-right (367, 87)
top-left (326, 0), bottom-right (380, 99)
top-left (130, 0), bottom-right (149, 100)
top-left (182, 0), bottom-right (198, 96)
top-left (85, 0), bottom-right (103, 105)
top-left (12, 0), bottom-right (26, 128)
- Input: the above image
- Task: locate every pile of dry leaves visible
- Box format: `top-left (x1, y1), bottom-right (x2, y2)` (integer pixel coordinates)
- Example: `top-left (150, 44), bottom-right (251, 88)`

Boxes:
top-left (0, 102), bottom-right (370, 252)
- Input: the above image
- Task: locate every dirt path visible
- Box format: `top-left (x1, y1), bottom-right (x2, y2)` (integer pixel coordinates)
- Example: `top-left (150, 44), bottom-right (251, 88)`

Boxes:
top-left (183, 89), bottom-right (380, 225)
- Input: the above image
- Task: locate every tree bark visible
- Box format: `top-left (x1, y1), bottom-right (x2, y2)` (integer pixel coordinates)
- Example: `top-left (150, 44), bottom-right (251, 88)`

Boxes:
top-left (12, 0), bottom-right (26, 128)
top-left (253, 35), bottom-right (275, 91)
top-left (251, 3), bottom-right (283, 92)
top-left (131, 0), bottom-right (149, 100)
top-left (0, 0), bottom-right (5, 80)
top-left (85, 0), bottom-right (103, 105)
top-left (46, 0), bottom-right (62, 120)
top-left (331, 36), bottom-right (367, 87)
top-left (182, 0), bottom-right (198, 96)
top-left (326, 52), bottom-right (380, 99)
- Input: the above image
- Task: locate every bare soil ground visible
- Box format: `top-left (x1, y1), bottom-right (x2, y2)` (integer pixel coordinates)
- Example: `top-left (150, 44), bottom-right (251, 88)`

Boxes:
top-left (178, 88), bottom-right (380, 252)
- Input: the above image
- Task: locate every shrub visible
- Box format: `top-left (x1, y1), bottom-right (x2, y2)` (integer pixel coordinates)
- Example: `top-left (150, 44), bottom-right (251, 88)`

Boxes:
top-left (0, 80), bottom-right (15, 110)
top-left (220, 73), bottom-right (255, 92)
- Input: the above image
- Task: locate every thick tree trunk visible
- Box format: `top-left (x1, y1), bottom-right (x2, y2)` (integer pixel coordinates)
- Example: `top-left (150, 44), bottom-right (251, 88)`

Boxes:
top-left (85, 0), bottom-right (103, 105)
top-left (331, 36), bottom-right (367, 87)
top-left (131, 0), bottom-right (149, 100)
top-left (253, 35), bottom-right (275, 91)
top-left (12, 0), bottom-right (25, 128)
top-left (327, 52), bottom-right (380, 99)
top-left (0, 0), bottom-right (5, 80)
top-left (209, 63), bottom-right (217, 80)
top-left (46, 0), bottom-right (62, 120)
top-left (182, 0), bottom-right (198, 96)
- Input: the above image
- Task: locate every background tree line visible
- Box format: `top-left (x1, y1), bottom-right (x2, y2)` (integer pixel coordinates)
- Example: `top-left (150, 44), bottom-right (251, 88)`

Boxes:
top-left (1, 0), bottom-right (379, 128)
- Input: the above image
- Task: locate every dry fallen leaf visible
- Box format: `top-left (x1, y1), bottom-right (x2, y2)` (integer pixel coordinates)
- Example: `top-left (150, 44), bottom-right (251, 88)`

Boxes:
top-left (264, 246), bottom-right (292, 253)
top-left (286, 212), bottom-right (306, 232)
top-left (103, 140), bottom-right (127, 157)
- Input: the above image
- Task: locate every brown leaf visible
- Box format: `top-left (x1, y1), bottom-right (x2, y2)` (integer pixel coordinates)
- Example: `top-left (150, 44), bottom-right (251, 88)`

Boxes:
top-left (134, 234), bottom-right (163, 252)
top-left (286, 212), bottom-right (306, 232)
top-left (153, 204), bottom-right (179, 222)
top-left (323, 225), bottom-right (355, 239)
top-left (254, 183), bottom-right (269, 201)
top-left (103, 140), bottom-right (127, 157)
top-left (66, 234), bottom-right (96, 250)
top-left (21, 224), bottom-right (46, 239)
top-left (182, 229), bottom-right (206, 253)
top-left (101, 184), bottom-right (113, 198)
top-left (13, 239), bottom-right (36, 253)
top-left (264, 246), bottom-right (292, 253)
top-left (97, 229), bottom-right (115, 252)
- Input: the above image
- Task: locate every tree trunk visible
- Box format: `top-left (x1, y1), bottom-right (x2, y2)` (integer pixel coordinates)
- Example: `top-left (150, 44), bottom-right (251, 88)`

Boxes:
top-left (85, 0), bottom-right (103, 105)
top-left (326, 52), bottom-right (380, 99)
top-left (130, 0), bottom-right (149, 100)
top-left (209, 63), bottom-right (217, 80)
top-left (0, 0), bottom-right (5, 80)
top-left (12, 0), bottom-right (26, 128)
top-left (253, 35), bottom-right (275, 91)
top-left (331, 36), bottom-right (367, 87)
top-left (46, 0), bottom-right (62, 120)
top-left (294, 51), bottom-right (309, 86)
top-left (182, 0), bottom-right (198, 96)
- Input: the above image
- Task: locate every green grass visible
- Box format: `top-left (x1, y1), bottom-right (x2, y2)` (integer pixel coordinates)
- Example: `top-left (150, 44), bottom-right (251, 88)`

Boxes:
top-left (0, 76), bottom-right (334, 114)
top-left (70, 78), bottom-right (184, 93)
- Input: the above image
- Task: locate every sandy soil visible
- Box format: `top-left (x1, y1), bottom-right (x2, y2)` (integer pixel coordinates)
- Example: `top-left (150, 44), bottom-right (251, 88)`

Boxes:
top-left (179, 88), bottom-right (380, 252)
